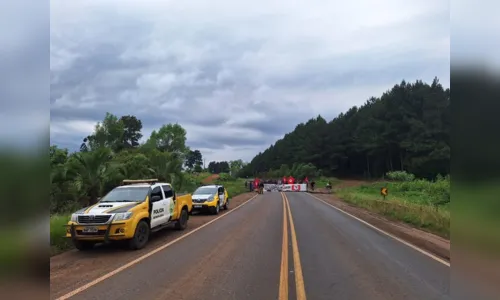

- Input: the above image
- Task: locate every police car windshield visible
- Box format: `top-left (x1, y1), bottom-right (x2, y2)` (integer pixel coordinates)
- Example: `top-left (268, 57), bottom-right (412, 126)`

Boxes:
top-left (100, 187), bottom-right (150, 202)
top-left (193, 187), bottom-right (217, 195)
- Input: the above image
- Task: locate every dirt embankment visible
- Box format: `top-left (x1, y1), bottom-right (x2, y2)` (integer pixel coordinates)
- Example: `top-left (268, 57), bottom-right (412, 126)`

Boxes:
top-left (202, 174), bottom-right (220, 184)
top-left (50, 192), bottom-right (256, 300)
top-left (312, 192), bottom-right (450, 261)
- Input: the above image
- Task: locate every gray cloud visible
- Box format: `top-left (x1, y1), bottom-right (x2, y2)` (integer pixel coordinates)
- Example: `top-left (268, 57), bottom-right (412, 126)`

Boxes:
top-left (50, 0), bottom-right (450, 162)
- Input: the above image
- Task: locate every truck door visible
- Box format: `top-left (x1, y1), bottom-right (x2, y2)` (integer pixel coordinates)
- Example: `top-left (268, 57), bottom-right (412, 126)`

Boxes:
top-left (218, 186), bottom-right (225, 206)
top-left (150, 186), bottom-right (168, 228)
top-left (162, 184), bottom-right (175, 221)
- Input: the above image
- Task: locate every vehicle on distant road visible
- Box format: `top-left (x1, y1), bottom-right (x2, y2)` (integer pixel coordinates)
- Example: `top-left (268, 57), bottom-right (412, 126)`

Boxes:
top-left (65, 179), bottom-right (193, 251)
top-left (191, 185), bottom-right (229, 215)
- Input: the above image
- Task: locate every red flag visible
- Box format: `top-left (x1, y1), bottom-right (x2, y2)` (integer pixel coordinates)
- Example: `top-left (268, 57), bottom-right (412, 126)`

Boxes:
top-left (305, 177), bottom-right (309, 183)
top-left (282, 177), bottom-right (287, 184)
top-left (288, 176), bottom-right (295, 184)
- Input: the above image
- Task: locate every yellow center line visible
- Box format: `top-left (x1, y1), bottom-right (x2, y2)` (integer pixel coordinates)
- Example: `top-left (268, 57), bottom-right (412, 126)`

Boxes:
top-left (284, 193), bottom-right (307, 300)
top-left (279, 192), bottom-right (289, 300)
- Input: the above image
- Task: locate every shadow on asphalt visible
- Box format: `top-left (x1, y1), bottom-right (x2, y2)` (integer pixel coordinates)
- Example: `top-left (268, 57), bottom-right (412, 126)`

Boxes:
top-left (72, 211), bottom-right (217, 255)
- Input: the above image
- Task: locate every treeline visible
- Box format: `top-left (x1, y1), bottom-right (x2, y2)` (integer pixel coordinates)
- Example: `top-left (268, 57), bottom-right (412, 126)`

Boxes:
top-left (50, 113), bottom-right (206, 214)
top-left (239, 78), bottom-right (450, 179)
top-left (208, 159), bottom-right (246, 176)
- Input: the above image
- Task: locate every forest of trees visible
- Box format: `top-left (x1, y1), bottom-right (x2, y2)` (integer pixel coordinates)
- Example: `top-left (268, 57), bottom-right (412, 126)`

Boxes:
top-left (239, 78), bottom-right (450, 179)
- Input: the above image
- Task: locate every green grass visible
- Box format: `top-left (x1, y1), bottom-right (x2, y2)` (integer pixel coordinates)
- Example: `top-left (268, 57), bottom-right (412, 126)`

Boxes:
top-left (315, 176), bottom-right (342, 188)
top-left (336, 180), bottom-right (450, 238)
top-left (50, 214), bottom-right (72, 255)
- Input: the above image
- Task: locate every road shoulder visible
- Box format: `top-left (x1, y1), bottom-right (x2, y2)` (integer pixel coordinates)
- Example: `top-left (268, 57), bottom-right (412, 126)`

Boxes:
top-left (309, 193), bottom-right (450, 261)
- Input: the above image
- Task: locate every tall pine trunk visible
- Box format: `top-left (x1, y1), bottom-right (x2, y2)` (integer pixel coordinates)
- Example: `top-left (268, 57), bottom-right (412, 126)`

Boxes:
top-left (400, 150), bottom-right (404, 171)
top-left (366, 154), bottom-right (371, 179)
top-left (388, 149), bottom-right (394, 171)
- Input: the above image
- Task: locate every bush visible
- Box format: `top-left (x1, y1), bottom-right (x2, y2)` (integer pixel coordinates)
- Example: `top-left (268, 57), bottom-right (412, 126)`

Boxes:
top-left (50, 214), bottom-right (72, 255)
top-left (218, 173), bottom-right (232, 182)
top-left (386, 171), bottom-right (415, 182)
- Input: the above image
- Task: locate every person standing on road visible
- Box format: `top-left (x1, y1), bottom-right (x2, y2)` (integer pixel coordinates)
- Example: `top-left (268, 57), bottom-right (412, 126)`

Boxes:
top-left (258, 181), bottom-right (264, 194)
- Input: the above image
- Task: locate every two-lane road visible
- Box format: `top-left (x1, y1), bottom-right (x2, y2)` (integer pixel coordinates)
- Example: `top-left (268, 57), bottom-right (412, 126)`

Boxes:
top-left (54, 192), bottom-right (449, 300)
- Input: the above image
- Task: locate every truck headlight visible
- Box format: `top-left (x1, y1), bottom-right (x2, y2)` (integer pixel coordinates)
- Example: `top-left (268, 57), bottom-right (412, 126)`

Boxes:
top-left (114, 212), bottom-right (133, 221)
top-left (70, 214), bottom-right (80, 222)
top-left (207, 195), bottom-right (214, 201)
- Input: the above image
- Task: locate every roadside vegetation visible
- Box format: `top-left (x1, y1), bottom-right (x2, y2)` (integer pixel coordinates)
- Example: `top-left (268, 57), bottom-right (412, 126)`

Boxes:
top-left (50, 114), bottom-right (250, 256)
top-left (335, 171), bottom-right (450, 238)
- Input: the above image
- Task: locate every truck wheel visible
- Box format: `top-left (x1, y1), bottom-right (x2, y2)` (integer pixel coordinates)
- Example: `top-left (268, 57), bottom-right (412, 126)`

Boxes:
top-left (212, 203), bottom-right (220, 215)
top-left (174, 208), bottom-right (188, 230)
top-left (128, 220), bottom-right (150, 250)
top-left (223, 199), bottom-right (229, 210)
top-left (73, 240), bottom-right (95, 251)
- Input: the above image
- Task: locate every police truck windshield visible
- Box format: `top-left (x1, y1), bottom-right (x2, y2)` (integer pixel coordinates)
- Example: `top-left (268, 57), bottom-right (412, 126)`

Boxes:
top-left (100, 187), bottom-right (150, 202)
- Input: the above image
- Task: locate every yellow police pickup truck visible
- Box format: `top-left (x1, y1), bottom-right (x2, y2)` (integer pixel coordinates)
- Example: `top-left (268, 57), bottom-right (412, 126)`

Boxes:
top-left (191, 185), bottom-right (229, 215)
top-left (65, 179), bottom-right (193, 251)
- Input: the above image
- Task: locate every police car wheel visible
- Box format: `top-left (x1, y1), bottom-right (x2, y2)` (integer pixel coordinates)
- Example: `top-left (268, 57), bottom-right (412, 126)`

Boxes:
top-left (128, 220), bottom-right (150, 250)
top-left (175, 208), bottom-right (188, 230)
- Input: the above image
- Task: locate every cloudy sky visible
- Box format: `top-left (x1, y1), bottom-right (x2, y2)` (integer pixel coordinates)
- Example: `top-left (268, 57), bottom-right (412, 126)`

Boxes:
top-left (49, 0), bottom-right (450, 162)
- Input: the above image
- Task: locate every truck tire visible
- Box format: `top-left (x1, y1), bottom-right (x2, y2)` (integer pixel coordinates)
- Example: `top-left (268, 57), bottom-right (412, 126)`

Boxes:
top-left (73, 240), bottom-right (95, 251)
top-left (212, 203), bottom-right (220, 215)
top-left (223, 198), bottom-right (229, 210)
top-left (174, 208), bottom-right (188, 230)
top-left (128, 220), bottom-right (150, 250)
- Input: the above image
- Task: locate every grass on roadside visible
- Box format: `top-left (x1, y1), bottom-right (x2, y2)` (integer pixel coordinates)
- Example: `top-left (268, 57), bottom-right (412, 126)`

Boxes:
top-left (315, 177), bottom-right (342, 188)
top-left (336, 181), bottom-right (450, 238)
top-left (50, 214), bottom-right (72, 255)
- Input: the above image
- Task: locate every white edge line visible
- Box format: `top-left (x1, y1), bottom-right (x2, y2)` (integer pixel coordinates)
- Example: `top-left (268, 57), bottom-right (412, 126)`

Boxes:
top-left (56, 193), bottom-right (260, 300)
top-left (306, 192), bottom-right (451, 267)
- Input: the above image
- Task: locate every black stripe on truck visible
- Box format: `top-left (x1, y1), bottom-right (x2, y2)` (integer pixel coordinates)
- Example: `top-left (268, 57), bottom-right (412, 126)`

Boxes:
top-left (107, 203), bottom-right (139, 213)
top-left (74, 206), bottom-right (90, 214)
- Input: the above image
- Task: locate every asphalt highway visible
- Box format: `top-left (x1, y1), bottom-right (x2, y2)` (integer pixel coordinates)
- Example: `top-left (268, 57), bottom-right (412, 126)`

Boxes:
top-left (56, 192), bottom-right (450, 300)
